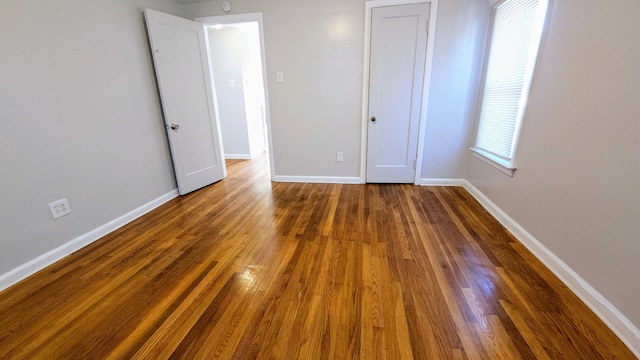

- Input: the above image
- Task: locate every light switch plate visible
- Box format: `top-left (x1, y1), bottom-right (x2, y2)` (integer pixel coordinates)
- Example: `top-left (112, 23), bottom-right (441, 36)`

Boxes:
top-left (276, 71), bottom-right (284, 83)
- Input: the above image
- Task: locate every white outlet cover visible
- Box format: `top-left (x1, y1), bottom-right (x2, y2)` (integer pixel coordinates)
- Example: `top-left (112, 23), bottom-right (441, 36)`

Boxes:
top-left (49, 198), bottom-right (71, 219)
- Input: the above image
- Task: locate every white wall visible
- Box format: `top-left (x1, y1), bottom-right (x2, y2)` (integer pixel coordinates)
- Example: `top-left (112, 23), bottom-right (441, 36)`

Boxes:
top-left (208, 27), bottom-right (252, 157)
top-left (0, 0), bottom-right (185, 274)
top-left (239, 22), bottom-right (267, 158)
top-left (421, 0), bottom-right (489, 179)
top-left (467, 0), bottom-right (640, 330)
top-left (208, 23), bottom-right (266, 159)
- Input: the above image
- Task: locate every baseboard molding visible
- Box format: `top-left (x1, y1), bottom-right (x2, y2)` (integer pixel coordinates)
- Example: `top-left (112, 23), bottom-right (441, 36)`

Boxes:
top-left (273, 175), bottom-right (362, 184)
top-left (0, 189), bottom-right (179, 293)
top-left (419, 178), bottom-right (467, 186)
top-left (461, 180), bottom-right (640, 357)
top-left (1, 178), bottom-right (638, 355)
top-left (225, 154), bottom-right (252, 160)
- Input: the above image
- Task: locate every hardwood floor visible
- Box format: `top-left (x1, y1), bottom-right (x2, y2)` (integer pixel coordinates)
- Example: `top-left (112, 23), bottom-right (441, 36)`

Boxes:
top-left (0, 155), bottom-right (635, 359)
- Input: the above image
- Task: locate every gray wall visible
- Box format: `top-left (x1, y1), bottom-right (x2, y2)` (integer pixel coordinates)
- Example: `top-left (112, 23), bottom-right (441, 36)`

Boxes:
top-left (187, 0), bottom-right (364, 177)
top-left (0, 0), bottom-right (185, 274)
top-left (183, 0), bottom-right (484, 179)
top-left (467, 0), bottom-right (640, 328)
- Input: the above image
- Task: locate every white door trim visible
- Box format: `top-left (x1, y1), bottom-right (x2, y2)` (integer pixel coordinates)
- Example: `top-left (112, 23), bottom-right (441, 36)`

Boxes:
top-left (195, 13), bottom-right (275, 181)
top-left (360, 0), bottom-right (439, 184)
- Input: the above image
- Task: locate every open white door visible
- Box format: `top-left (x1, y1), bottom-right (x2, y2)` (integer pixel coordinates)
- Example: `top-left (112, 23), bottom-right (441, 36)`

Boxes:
top-left (145, 9), bottom-right (226, 195)
top-left (366, 3), bottom-right (430, 183)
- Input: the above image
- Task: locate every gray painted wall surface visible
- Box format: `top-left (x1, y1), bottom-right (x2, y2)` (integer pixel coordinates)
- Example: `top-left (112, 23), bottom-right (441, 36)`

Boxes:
top-left (0, 0), bottom-right (185, 274)
top-left (467, 0), bottom-right (640, 328)
top-left (183, 0), bottom-right (484, 179)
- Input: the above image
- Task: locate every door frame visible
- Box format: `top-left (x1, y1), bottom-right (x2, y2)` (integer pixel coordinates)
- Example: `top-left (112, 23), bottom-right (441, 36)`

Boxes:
top-left (360, 0), bottom-right (439, 184)
top-left (195, 12), bottom-right (275, 181)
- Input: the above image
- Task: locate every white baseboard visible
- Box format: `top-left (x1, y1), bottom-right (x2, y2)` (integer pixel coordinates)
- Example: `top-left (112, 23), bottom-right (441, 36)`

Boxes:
top-left (0, 189), bottom-right (179, 293)
top-left (2, 178), bottom-right (638, 356)
top-left (461, 180), bottom-right (640, 357)
top-left (273, 175), bottom-right (362, 184)
top-left (225, 154), bottom-right (252, 160)
top-left (419, 178), bottom-right (467, 186)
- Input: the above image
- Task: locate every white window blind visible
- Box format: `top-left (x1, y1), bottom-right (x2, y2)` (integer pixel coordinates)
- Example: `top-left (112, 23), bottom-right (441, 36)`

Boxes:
top-left (473, 0), bottom-right (548, 170)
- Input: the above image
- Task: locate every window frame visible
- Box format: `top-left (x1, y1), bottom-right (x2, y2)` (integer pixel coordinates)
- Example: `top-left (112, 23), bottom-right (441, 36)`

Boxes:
top-left (471, 0), bottom-right (549, 177)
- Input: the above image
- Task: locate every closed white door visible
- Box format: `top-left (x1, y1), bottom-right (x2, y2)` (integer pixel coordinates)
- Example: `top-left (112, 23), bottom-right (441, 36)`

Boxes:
top-left (366, 3), bottom-right (430, 183)
top-left (145, 9), bottom-right (226, 195)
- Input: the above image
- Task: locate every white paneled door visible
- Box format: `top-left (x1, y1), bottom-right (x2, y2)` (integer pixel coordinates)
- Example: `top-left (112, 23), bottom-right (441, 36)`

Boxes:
top-left (366, 3), bottom-right (430, 183)
top-left (145, 9), bottom-right (226, 195)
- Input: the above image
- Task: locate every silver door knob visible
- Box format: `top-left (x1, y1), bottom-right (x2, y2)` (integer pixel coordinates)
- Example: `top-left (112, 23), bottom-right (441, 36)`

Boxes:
top-left (170, 124), bottom-right (180, 130)
top-left (370, 116), bottom-right (376, 122)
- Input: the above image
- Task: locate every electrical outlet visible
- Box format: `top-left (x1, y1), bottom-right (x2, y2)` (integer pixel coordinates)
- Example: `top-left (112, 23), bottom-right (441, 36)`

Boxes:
top-left (49, 198), bottom-right (71, 219)
top-left (336, 152), bottom-right (344, 162)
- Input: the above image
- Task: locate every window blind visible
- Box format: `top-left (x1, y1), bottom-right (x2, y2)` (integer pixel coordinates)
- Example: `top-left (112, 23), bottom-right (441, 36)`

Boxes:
top-left (474, 0), bottom-right (546, 165)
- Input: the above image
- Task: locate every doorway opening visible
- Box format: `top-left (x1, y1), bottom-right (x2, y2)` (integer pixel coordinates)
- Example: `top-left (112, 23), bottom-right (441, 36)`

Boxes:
top-left (198, 13), bottom-right (274, 180)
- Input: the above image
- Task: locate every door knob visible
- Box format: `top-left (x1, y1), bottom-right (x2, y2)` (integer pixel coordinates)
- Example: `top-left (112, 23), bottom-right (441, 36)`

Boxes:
top-left (170, 124), bottom-right (180, 130)
top-left (370, 116), bottom-right (376, 122)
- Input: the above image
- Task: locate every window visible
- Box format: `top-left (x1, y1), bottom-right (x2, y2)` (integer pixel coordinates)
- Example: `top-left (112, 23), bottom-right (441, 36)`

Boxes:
top-left (472, 0), bottom-right (548, 176)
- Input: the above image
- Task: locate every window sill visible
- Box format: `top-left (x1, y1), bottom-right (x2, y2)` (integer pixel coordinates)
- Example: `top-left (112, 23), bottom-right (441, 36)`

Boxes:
top-left (470, 148), bottom-right (516, 177)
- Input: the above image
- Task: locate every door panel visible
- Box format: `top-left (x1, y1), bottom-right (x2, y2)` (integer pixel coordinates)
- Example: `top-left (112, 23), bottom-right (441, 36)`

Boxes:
top-left (145, 9), bottom-right (226, 195)
top-left (366, 3), bottom-right (430, 183)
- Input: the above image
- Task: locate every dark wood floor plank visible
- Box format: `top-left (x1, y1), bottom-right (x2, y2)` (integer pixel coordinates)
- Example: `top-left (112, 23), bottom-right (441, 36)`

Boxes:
top-left (0, 154), bottom-right (635, 359)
